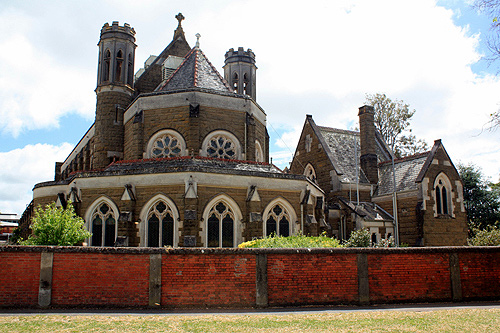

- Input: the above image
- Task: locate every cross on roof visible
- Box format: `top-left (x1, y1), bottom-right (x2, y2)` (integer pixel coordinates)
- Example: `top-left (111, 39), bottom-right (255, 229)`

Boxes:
top-left (175, 13), bottom-right (185, 27)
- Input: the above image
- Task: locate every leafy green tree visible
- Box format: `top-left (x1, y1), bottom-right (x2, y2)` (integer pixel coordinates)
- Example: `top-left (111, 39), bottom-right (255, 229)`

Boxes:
top-left (473, 1), bottom-right (500, 129)
top-left (21, 202), bottom-right (91, 246)
top-left (365, 93), bottom-right (428, 158)
top-left (468, 226), bottom-right (500, 246)
top-left (459, 163), bottom-right (500, 233)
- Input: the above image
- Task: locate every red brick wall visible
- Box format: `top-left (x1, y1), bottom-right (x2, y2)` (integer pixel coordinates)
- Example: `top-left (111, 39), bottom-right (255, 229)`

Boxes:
top-left (1, 247), bottom-right (500, 308)
top-left (368, 253), bottom-right (451, 302)
top-left (162, 254), bottom-right (256, 307)
top-left (0, 252), bottom-right (40, 307)
top-left (459, 251), bottom-right (500, 299)
top-left (51, 253), bottom-right (149, 307)
top-left (267, 253), bottom-right (358, 305)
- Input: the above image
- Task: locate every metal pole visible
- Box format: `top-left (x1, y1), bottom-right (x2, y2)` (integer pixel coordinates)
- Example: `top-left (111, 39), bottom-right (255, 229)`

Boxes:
top-left (391, 145), bottom-right (399, 246)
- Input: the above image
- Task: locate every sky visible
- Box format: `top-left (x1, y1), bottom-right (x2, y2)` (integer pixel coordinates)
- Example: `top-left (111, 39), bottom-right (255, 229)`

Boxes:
top-left (1, 0), bottom-right (500, 216)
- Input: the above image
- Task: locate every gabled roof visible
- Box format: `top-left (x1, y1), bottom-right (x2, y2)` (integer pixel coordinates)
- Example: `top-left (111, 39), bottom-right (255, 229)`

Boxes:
top-left (375, 152), bottom-right (429, 196)
top-left (313, 121), bottom-right (392, 184)
top-left (415, 139), bottom-right (460, 182)
top-left (157, 47), bottom-right (232, 93)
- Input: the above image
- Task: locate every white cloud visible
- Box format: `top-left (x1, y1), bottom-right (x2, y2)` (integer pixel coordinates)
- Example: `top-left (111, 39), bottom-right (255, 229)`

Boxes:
top-left (1, 0), bottom-right (500, 215)
top-left (0, 143), bottom-right (73, 215)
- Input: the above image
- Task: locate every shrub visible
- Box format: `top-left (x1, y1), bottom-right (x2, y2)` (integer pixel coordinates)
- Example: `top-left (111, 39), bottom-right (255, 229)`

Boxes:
top-left (342, 228), bottom-right (371, 247)
top-left (238, 233), bottom-right (342, 249)
top-left (374, 236), bottom-right (396, 248)
top-left (21, 202), bottom-right (91, 246)
top-left (468, 226), bottom-right (500, 246)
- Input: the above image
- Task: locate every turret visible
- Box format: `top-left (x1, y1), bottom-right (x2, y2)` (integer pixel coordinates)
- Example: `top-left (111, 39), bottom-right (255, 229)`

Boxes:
top-left (94, 22), bottom-right (136, 169)
top-left (223, 47), bottom-right (257, 100)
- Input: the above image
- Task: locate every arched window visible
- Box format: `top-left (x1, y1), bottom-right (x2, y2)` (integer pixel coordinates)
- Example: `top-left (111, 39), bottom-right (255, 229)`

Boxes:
top-left (146, 129), bottom-right (186, 159)
top-left (86, 198), bottom-right (119, 247)
top-left (201, 130), bottom-right (241, 160)
top-left (255, 140), bottom-right (264, 163)
top-left (103, 49), bottom-right (111, 82)
top-left (232, 72), bottom-right (238, 93)
top-left (243, 73), bottom-right (249, 95)
top-left (434, 173), bottom-right (453, 216)
top-left (140, 195), bottom-right (179, 247)
top-left (146, 200), bottom-right (175, 247)
top-left (202, 195), bottom-right (242, 248)
top-left (115, 50), bottom-right (124, 82)
top-left (127, 53), bottom-right (134, 86)
top-left (303, 163), bottom-right (317, 183)
top-left (263, 199), bottom-right (296, 237)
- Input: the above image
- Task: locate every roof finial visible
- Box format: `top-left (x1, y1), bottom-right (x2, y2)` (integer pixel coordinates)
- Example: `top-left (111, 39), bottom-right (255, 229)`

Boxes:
top-left (173, 13), bottom-right (185, 39)
top-left (175, 13), bottom-right (185, 28)
top-left (195, 33), bottom-right (201, 48)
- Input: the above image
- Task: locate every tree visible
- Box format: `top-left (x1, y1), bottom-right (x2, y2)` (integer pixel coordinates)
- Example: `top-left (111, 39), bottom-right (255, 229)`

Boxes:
top-left (473, 0), bottom-right (500, 129)
top-left (21, 202), bottom-right (91, 246)
top-left (365, 93), bottom-right (428, 158)
top-left (459, 163), bottom-right (500, 233)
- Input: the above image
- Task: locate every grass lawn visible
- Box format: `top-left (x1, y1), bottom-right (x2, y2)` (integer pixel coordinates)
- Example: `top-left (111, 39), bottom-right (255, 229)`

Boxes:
top-left (0, 308), bottom-right (499, 332)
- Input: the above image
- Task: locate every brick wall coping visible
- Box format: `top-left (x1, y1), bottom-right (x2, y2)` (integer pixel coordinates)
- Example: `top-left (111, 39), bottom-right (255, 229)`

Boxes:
top-left (2, 245), bottom-right (499, 255)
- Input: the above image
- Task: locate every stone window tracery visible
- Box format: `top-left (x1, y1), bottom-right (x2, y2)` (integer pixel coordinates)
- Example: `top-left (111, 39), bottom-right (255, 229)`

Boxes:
top-left (207, 201), bottom-right (234, 247)
top-left (115, 49), bottom-right (123, 82)
top-left (89, 201), bottom-right (117, 246)
top-left (146, 200), bottom-right (174, 247)
top-left (147, 130), bottom-right (186, 159)
top-left (202, 131), bottom-right (241, 160)
top-left (434, 173), bottom-right (453, 217)
top-left (265, 203), bottom-right (291, 237)
top-left (304, 163), bottom-right (317, 183)
top-left (103, 49), bottom-right (111, 82)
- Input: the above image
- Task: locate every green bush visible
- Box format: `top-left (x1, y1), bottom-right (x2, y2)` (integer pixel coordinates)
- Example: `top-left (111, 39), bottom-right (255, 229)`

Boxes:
top-left (374, 236), bottom-right (396, 248)
top-left (21, 202), bottom-right (91, 246)
top-left (238, 233), bottom-right (342, 248)
top-left (342, 228), bottom-right (371, 247)
top-left (468, 226), bottom-right (500, 246)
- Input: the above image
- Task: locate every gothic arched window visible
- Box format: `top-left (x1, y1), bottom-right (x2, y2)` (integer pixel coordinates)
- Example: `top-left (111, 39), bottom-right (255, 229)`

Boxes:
top-left (263, 201), bottom-right (294, 237)
top-left (146, 129), bottom-right (186, 159)
top-left (87, 199), bottom-right (118, 247)
top-left (434, 173), bottom-right (452, 216)
top-left (146, 200), bottom-right (175, 247)
top-left (304, 163), bottom-right (317, 183)
top-left (243, 73), bottom-right (249, 95)
top-left (255, 140), bottom-right (264, 163)
top-left (127, 53), bottom-right (134, 86)
top-left (207, 201), bottom-right (234, 247)
top-left (202, 131), bottom-right (241, 160)
top-left (103, 49), bottom-right (111, 82)
top-left (232, 72), bottom-right (239, 93)
top-left (115, 50), bottom-right (124, 82)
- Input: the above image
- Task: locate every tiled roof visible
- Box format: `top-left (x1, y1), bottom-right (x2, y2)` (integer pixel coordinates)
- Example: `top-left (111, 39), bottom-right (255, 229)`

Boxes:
top-left (317, 126), bottom-right (392, 184)
top-left (375, 152), bottom-right (429, 196)
top-left (157, 47), bottom-right (232, 93)
top-left (339, 198), bottom-right (393, 222)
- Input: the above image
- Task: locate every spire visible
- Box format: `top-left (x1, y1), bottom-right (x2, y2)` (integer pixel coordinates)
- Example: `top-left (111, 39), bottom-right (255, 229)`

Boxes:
top-left (173, 12), bottom-right (185, 39)
top-left (157, 47), bottom-right (232, 93)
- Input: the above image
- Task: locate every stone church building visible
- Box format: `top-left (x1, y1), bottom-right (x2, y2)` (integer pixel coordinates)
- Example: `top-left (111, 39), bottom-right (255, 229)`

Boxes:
top-left (23, 14), bottom-right (467, 247)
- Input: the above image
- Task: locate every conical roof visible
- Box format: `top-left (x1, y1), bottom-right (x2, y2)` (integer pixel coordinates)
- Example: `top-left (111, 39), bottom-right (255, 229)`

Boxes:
top-left (157, 46), bottom-right (232, 93)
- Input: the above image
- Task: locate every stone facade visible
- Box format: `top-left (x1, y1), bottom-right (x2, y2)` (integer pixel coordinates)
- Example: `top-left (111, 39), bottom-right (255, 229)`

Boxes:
top-left (30, 15), bottom-right (323, 248)
top-left (291, 110), bottom-right (468, 246)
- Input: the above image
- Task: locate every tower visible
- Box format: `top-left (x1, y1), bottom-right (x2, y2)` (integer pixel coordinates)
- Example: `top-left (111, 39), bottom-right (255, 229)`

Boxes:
top-left (223, 47), bottom-right (257, 100)
top-left (94, 22), bottom-right (137, 169)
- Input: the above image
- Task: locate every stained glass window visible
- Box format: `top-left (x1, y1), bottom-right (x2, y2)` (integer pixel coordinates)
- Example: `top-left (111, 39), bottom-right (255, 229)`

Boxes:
top-left (90, 202), bottom-right (116, 246)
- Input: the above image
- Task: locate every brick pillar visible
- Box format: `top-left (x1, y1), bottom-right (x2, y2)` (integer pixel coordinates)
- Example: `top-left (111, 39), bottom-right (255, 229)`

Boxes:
top-left (358, 105), bottom-right (378, 184)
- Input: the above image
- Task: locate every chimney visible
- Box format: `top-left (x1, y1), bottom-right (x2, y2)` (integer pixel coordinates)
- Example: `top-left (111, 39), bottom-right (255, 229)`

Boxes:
top-left (358, 105), bottom-right (378, 184)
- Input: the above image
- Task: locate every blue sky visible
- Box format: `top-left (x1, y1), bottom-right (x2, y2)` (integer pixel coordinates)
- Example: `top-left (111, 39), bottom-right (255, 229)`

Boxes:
top-left (1, 0), bottom-right (500, 215)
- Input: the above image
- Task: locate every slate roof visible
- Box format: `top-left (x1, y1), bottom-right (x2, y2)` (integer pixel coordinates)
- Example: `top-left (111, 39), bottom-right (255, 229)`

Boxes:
top-left (339, 198), bottom-right (393, 222)
top-left (317, 126), bottom-right (392, 184)
top-left (375, 152), bottom-right (429, 196)
top-left (157, 47), bottom-right (233, 93)
top-left (34, 157), bottom-right (307, 189)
